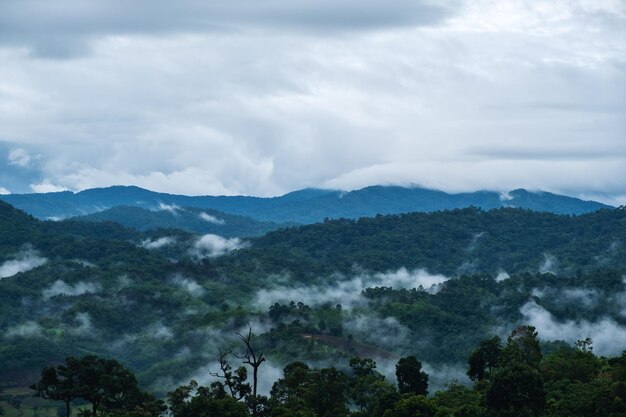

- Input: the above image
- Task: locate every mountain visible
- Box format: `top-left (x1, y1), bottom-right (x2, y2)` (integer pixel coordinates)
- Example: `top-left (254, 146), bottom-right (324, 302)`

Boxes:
top-left (75, 205), bottom-right (294, 237)
top-left (1, 200), bottom-right (625, 394)
top-left (0, 185), bottom-right (610, 223)
top-left (222, 206), bottom-right (626, 278)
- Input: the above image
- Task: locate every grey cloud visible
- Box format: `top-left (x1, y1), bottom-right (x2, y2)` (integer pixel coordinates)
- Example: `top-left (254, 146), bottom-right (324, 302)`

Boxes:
top-left (0, 1), bottom-right (623, 199)
top-left (0, 0), bottom-right (449, 58)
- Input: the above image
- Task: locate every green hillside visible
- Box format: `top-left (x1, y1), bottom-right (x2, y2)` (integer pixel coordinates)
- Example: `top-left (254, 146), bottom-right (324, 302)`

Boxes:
top-left (0, 201), bottom-right (624, 406)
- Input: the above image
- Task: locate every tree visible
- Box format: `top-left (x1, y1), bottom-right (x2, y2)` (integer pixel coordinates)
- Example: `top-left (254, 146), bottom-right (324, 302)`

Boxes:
top-left (486, 364), bottom-right (545, 417)
top-left (484, 327), bottom-right (545, 417)
top-left (209, 350), bottom-right (251, 401)
top-left (270, 363), bottom-right (348, 417)
top-left (235, 324), bottom-right (266, 417)
top-left (32, 364), bottom-right (78, 417)
top-left (500, 326), bottom-right (542, 369)
top-left (33, 356), bottom-right (163, 417)
top-left (467, 336), bottom-right (502, 381)
top-left (348, 358), bottom-right (395, 416)
top-left (168, 380), bottom-right (248, 417)
top-left (67, 356), bottom-right (143, 417)
top-left (395, 356), bottom-right (428, 396)
top-left (382, 394), bottom-right (436, 417)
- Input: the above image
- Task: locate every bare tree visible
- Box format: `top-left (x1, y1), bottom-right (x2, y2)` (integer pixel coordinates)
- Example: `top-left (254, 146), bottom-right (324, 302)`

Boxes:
top-left (235, 324), bottom-right (266, 417)
top-left (208, 349), bottom-right (251, 401)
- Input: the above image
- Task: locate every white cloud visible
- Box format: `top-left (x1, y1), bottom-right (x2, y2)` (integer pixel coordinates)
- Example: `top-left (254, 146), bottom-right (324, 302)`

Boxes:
top-left (254, 267), bottom-right (449, 309)
top-left (199, 212), bottom-right (226, 225)
top-left (42, 280), bottom-right (99, 299)
top-left (30, 181), bottom-right (68, 193)
top-left (8, 147), bottom-right (32, 167)
top-left (192, 234), bottom-right (246, 258)
top-left (157, 202), bottom-right (183, 213)
top-left (0, 0), bottom-right (623, 199)
top-left (141, 236), bottom-right (176, 250)
top-left (0, 247), bottom-right (47, 278)
top-left (0, 186), bottom-right (10, 195)
top-left (495, 270), bottom-right (510, 282)
top-left (520, 301), bottom-right (626, 356)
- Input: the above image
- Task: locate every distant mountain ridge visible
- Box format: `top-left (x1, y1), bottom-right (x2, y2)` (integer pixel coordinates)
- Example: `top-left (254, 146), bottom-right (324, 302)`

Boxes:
top-left (75, 205), bottom-right (293, 237)
top-left (0, 185), bottom-right (611, 223)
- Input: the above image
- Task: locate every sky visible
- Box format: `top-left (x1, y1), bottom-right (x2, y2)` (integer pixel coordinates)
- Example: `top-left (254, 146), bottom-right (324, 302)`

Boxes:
top-left (0, 0), bottom-right (624, 203)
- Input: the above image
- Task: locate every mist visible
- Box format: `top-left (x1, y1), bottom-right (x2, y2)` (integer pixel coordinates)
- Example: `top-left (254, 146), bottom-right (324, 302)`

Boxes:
top-left (199, 212), bottom-right (226, 225)
top-left (72, 312), bottom-right (94, 336)
top-left (157, 203), bottom-right (183, 213)
top-left (172, 274), bottom-right (206, 297)
top-left (539, 254), bottom-right (558, 275)
top-left (343, 314), bottom-right (411, 351)
top-left (0, 246), bottom-right (47, 278)
top-left (191, 234), bottom-right (246, 258)
top-left (141, 236), bottom-right (176, 250)
top-left (254, 267), bottom-right (449, 309)
top-left (495, 270), bottom-right (510, 282)
top-left (42, 279), bottom-right (100, 299)
top-left (520, 301), bottom-right (626, 356)
top-left (4, 321), bottom-right (43, 338)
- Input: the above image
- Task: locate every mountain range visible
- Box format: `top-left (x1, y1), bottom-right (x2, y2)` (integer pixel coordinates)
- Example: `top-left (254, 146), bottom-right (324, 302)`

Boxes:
top-left (0, 185), bottom-right (610, 225)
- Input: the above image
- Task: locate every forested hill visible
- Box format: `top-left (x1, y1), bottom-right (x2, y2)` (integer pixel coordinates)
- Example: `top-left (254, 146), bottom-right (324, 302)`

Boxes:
top-left (0, 184), bottom-right (610, 222)
top-left (75, 205), bottom-right (294, 237)
top-left (220, 207), bottom-right (626, 278)
top-left (1, 199), bottom-right (626, 401)
top-left (0, 199), bottom-right (168, 265)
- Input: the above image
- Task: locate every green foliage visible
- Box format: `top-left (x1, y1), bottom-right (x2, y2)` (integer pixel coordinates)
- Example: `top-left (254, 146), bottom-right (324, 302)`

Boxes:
top-left (485, 363), bottom-right (546, 417)
top-left (225, 207), bottom-right (626, 277)
top-left (382, 394), bottom-right (436, 417)
top-left (31, 356), bottom-right (164, 417)
top-left (168, 381), bottom-right (248, 417)
top-left (396, 356), bottom-right (429, 396)
top-left (467, 336), bottom-right (502, 381)
top-left (2, 198), bottom-right (626, 410)
top-left (29, 341), bottom-right (626, 417)
top-left (269, 362), bottom-right (348, 417)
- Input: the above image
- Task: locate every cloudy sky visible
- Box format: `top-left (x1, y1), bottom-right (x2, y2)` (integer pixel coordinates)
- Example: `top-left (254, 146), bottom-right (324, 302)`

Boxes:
top-left (0, 0), bottom-right (624, 202)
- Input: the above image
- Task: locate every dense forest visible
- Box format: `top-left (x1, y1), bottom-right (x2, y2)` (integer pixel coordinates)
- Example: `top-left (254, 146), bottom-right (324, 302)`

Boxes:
top-left (26, 327), bottom-right (626, 417)
top-left (1, 199), bottom-right (625, 416)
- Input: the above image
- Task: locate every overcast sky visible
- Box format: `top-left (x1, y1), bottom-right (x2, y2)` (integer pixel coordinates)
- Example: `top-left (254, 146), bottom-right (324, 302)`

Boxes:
top-left (0, 0), bottom-right (624, 203)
